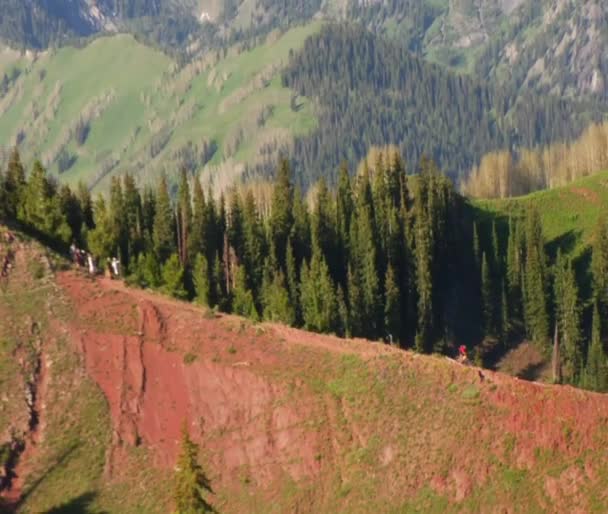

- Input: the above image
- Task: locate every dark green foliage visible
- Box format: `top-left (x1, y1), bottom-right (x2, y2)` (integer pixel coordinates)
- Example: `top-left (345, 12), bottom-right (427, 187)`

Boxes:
top-left (553, 251), bottom-right (583, 383)
top-left (2, 152), bottom-right (603, 393)
top-left (523, 207), bottom-right (549, 345)
top-left (232, 266), bottom-right (258, 321)
top-left (592, 213), bottom-right (608, 320)
top-left (193, 253), bottom-right (211, 307)
top-left (384, 264), bottom-right (401, 344)
top-left (153, 174), bottom-right (176, 263)
top-left (162, 253), bottom-right (187, 300)
top-left (282, 25), bottom-right (599, 187)
top-left (262, 269), bottom-right (295, 325)
top-left (269, 158), bottom-right (294, 270)
top-left (481, 252), bottom-right (493, 336)
top-left (19, 161), bottom-right (70, 242)
top-left (300, 249), bottom-right (338, 334)
top-left (582, 302), bottom-right (608, 392)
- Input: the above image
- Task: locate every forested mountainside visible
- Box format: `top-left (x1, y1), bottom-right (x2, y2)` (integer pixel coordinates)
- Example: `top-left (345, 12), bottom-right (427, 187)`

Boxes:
top-left (0, 22), bottom-right (602, 193)
top-left (282, 24), bottom-right (604, 186)
top-left (0, 0), bottom-right (203, 49)
top-left (2, 146), bottom-right (608, 391)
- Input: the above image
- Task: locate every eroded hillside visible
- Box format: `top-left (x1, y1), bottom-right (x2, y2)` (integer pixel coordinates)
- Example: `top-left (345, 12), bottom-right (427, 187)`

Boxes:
top-left (2, 229), bottom-right (608, 513)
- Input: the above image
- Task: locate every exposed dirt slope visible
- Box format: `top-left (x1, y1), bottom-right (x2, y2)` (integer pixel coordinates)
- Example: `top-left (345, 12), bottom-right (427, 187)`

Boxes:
top-left (3, 235), bottom-right (608, 513)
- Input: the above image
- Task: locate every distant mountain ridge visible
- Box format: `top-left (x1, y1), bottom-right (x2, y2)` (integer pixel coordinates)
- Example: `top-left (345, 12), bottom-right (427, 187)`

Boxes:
top-left (0, 0), bottom-right (201, 49)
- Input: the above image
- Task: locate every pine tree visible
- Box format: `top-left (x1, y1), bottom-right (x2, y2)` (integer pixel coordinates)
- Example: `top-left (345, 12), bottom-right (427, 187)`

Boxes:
top-left (384, 263), bottom-right (402, 344)
top-left (20, 161), bottom-right (70, 242)
top-left (523, 207), bottom-right (549, 345)
top-left (109, 176), bottom-right (127, 264)
top-left (347, 264), bottom-right (365, 337)
top-left (583, 301), bottom-right (608, 391)
top-left (506, 216), bottom-right (521, 320)
top-left (77, 181), bottom-right (95, 231)
top-left (336, 162), bottom-right (353, 283)
top-left (123, 173), bottom-right (144, 269)
top-left (337, 285), bottom-right (349, 337)
top-left (554, 252), bottom-right (583, 382)
top-left (3, 147), bottom-right (26, 219)
top-left (88, 195), bottom-right (115, 260)
top-left (193, 253), bottom-right (211, 306)
top-left (472, 221), bottom-right (480, 268)
top-left (414, 183), bottom-right (433, 353)
top-left (153, 174), bottom-right (176, 263)
top-left (162, 254), bottom-right (188, 300)
top-left (285, 238), bottom-right (300, 322)
top-left (500, 280), bottom-right (509, 344)
top-left (173, 422), bottom-right (213, 514)
top-left (481, 252), bottom-right (494, 336)
top-left (232, 265), bottom-right (259, 321)
top-left (261, 269), bottom-right (295, 325)
top-left (592, 213), bottom-right (608, 319)
top-left (142, 252), bottom-right (162, 288)
top-left (300, 250), bottom-right (338, 333)
top-left (189, 180), bottom-right (206, 262)
top-left (242, 191), bottom-right (266, 298)
top-left (177, 170), bottom-right (192, 266)
top-left (269, 157), bottom-right (293, 270)
top-left (59, 184), bottom-right (83, 243)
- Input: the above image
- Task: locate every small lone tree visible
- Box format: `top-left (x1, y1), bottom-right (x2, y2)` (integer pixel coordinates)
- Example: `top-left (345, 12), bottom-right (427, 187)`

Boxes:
top-left (173, 422), bottom-right (214, 514)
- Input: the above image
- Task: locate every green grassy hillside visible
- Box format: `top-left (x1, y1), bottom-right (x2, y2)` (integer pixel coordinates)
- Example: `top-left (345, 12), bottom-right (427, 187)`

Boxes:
top-left (474, 170), bottom-right (608, 260)
top-left (0, 24), bottom-right (319, 192)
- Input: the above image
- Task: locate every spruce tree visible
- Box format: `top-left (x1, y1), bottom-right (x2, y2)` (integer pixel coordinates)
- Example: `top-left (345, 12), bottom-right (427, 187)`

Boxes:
top-left (193, 253), bottom-right (211, 306)
top-left (506, 216), bottom-right (521, 320)
top-left (554, 252), bottom-right (583, 382)
top-left (3, 147), bottom-right (26, 219)
top-left (20, 161), bottom-right (70, 242)
top-left (232, 265), bottom-right (259, 321)
top-left (384, 263), bottom-right (402, 344)
top-left (173, 422), bottom-right (213, 514)
top-left (414, 183), bottom-right (433, 353)
top-left (162, 254), bottom-right (188, 300)
top-left (177, 170), bottom-right (192, 266)
top-left (347, 264), bottom-right (365, 337)
top-left (481, 252), bottom-right (493, 336)
top-left (142, 252), bottom-right (162, 288)
top-left (189, 180), bottom-right (206, 262)
top-left (261, 269), bottom-right (295, 325)
top-left (153, 174), bottom-right (176, 263)
top-left (336, 162), bottom-right (353, 283)
top-left (123, 173), bottom-right (144, 268)
top-left (285, 239), bottom-right (300, 322)
top-left (523, 207), bottom-right (549, 345)
top-left (592, 213), bottom-right (608, 319)
top-left (583, 301), bottom-right (608, 391)
top-left (300, 249), bottom-right (338, 333)
top-left (88, 195), bottom-right (115, 260)
top-left (269, 158), bottom-right (293, 270)
top-left (472, 221), bottom-right (480, 269)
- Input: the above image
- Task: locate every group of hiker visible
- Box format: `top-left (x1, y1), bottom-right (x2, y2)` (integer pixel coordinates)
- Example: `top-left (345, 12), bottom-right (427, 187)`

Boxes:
top-left (70, 242), bottom-right (120, 279)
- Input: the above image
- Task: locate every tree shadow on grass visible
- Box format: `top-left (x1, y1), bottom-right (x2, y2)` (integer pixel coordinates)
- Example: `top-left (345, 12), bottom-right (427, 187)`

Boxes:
top-left (43, 491), bottom-right (107, 514)
top-left (14, 444), bottom-right (79, 511)
top-left (516, 361), bottom-right (547, 382)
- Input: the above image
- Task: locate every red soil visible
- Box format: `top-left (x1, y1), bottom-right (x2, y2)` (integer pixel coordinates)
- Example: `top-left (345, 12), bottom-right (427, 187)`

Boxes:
top-left (51, 270), bottom-right (608, 509)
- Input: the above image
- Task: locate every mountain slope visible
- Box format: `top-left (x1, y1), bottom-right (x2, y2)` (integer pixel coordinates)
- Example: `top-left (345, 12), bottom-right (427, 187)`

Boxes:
top-left (0, 25), bottom-right (318, 192)
top-left (2, 227), bottom-right (608, 513)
